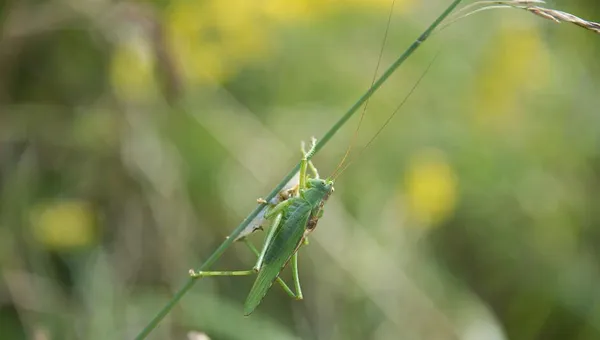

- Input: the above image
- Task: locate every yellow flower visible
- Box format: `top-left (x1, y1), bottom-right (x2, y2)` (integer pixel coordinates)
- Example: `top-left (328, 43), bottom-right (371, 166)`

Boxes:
top-left (470, 24), bottom-right (550, 127)
top-left (166, 0), bottom-right (268, 84)
top-left (30, 201), bottom-right (96, 250)
top-left (404, 149), bottom-right (458, 227)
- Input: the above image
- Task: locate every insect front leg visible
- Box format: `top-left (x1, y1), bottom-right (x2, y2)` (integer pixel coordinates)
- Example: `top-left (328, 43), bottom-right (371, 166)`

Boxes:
top-left (301, 138), bottom-right (319, 179)
top-left (299, 137), bottom-right (318, 189)
top-left (264, 199), bottom-right (294, 220)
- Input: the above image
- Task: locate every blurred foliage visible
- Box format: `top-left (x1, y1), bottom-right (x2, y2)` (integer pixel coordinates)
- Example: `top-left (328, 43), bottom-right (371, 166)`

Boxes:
top-left (1, 0), bottom-right (600, 339)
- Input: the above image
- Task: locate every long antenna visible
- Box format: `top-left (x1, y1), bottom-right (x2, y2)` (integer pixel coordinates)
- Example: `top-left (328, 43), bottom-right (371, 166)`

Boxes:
top-left (330, 0), bottom-right (397, 179)
top-left (332, 51), bottom-right (441, 180)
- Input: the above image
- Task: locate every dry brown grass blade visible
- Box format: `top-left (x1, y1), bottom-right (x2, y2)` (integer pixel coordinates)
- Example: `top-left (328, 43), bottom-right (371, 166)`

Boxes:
top-left (524, 6), bottom-right (600, 34)
top-left (442, 1), bottom-right (600, 35)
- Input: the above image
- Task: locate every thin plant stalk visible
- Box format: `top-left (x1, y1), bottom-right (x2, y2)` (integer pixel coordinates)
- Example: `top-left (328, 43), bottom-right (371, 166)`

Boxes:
top-left (133, 0), bottom-right (464, 338)
top-left (441, 1), bottom-right (600, 34)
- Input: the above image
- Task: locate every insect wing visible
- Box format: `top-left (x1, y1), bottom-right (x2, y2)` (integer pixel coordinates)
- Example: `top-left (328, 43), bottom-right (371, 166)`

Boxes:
top-left (234, 172), bottom-right (301, 241)
top-left (243, 200), bottom-right (310, 315)
top-left (235, 205), bottom-right (270, 242)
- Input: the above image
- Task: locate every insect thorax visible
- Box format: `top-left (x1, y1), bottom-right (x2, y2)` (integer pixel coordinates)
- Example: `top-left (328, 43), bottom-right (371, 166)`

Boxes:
top-left (303, 179), bottom-right (334, 208)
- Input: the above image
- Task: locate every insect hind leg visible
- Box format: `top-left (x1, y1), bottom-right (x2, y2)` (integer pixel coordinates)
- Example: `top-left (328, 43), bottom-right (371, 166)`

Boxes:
top-left (290, 252), bottom-right (303, 300)
top-left (243, 240), bottom-right (299, 299)
top-left (189, 269), bottom-right (254, 277)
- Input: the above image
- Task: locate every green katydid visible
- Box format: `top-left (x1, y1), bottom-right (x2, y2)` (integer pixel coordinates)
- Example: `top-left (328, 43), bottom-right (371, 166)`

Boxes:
top-left (190, 137), bottom-right (333, 315)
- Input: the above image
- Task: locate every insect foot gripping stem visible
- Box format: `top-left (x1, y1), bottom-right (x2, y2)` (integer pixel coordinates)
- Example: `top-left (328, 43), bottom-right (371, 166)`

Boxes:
top-left (301, 139), bottom-right (320, 179)
top-left (301, 137), bottom-right (318, 160)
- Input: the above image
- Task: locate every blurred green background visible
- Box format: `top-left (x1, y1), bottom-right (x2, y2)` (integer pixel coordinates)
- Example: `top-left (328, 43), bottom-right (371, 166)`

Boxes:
top-left (1, 0), bottom-right (600, 339)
